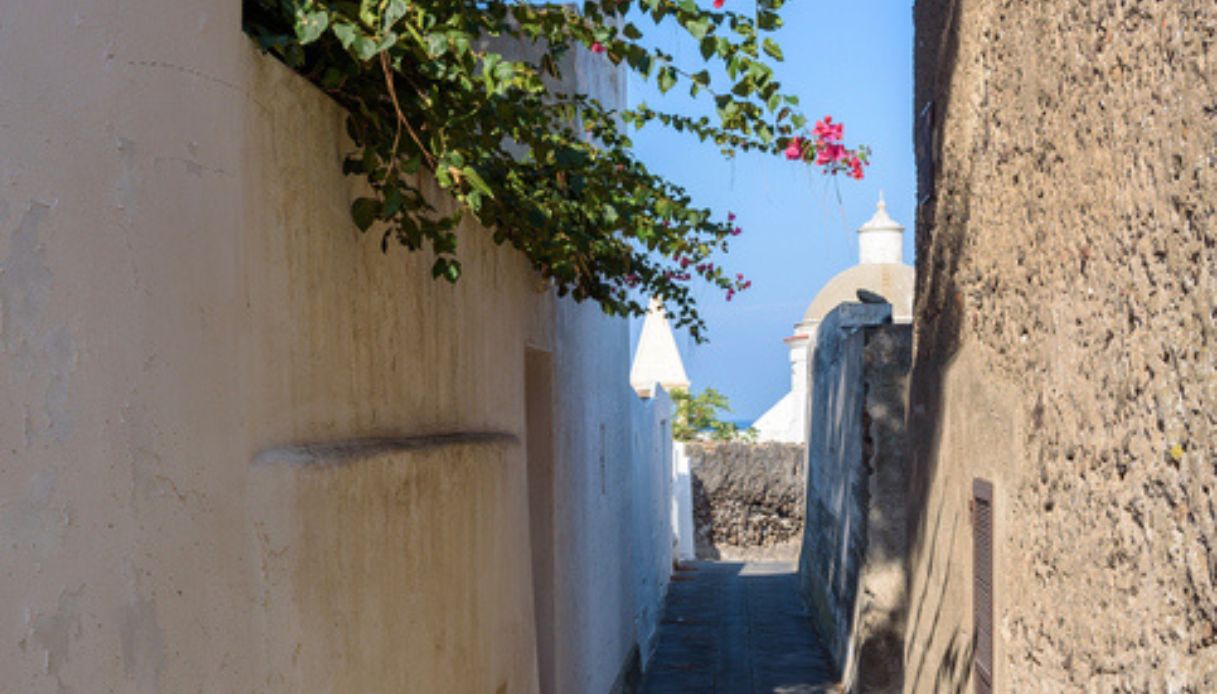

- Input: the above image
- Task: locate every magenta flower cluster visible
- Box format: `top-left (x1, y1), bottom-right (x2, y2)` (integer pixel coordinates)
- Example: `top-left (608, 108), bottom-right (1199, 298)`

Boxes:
top-left (784, 116), bottom-right (868, 180)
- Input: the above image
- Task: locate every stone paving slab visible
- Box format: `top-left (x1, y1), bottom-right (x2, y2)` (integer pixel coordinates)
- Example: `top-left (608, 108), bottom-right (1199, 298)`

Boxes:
top-left (639, 561), bottom-right (837, 694)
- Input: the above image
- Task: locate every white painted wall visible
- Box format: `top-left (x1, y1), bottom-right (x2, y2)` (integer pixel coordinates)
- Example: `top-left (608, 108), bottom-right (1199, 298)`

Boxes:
top-left (549, 297), bottom-right (676, 692)
top-left (858, 229), bottom-right (904, 265)
top-left (630, 388), bottom-right (674, 667)
top-left (671, 442), bottom-right (697, 561)
top-left (754, 334), bottom-right (813, 443)
top-left (0, 2), bottom-right (672, 692)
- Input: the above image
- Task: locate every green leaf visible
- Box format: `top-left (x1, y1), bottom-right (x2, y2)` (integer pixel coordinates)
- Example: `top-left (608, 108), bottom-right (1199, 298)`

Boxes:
top-left (351, 35), bottom-right (379, 60)
top-left (685, 18), bottom-right (711, 40)
top-left (426, 32), bottom-right (448, 57)
top-left (762, 38), bottom-right (783, 61)
top-left (382, 0), bottom-right (408, 28)
top-left (382, 187), bottom-right (404, 217)
top-left (293, 9), bottom-right (328, 45)
top-left (331, 21), bottom-right (358, 49)
top-left (462, 167), bottom-right (493, 197)
top-left (431, 258), bottom-right (462, 282)
top-left (657, 67), bottom-right (677, 94)
top-left (351, 197), bottom-right (381, 232)
top-left (359, 0), bottom-right (379, 27)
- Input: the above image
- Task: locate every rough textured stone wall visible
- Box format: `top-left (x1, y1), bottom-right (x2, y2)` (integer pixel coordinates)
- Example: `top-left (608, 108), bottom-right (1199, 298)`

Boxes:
top-left (909, 1), bottom-right (1217, 691)
top-left (798, 304), bottom-right (911, 692)
top-left (687, 441), bottom-right (806, 560)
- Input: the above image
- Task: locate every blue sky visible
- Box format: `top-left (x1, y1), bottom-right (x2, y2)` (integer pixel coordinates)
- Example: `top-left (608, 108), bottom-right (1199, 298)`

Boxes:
top-left (627, 1), bottom-right (915, 420)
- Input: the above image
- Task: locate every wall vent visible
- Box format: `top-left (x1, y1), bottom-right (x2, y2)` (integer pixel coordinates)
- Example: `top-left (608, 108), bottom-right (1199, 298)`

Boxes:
top-left (972, 478), bottom-right (994, 694)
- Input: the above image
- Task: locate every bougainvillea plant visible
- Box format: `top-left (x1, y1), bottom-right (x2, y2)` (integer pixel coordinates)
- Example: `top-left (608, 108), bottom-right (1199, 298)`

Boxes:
top-left (244, 0), bottom-right (867, 340)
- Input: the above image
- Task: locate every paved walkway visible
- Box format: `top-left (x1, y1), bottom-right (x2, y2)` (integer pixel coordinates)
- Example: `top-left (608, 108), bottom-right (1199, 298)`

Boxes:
top-left (638, 561), bottom-right (837, 694)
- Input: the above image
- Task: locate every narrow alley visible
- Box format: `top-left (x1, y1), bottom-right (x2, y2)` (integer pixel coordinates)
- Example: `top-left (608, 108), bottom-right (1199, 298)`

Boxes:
top-left (639, 562), bottom-right (836, 693)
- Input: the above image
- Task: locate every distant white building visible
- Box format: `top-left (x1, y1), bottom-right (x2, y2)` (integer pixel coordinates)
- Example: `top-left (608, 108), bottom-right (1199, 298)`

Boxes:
top-left (630, 298), bottom-right (691, 397)
top-left (753, 194), bottom-right (915, 444)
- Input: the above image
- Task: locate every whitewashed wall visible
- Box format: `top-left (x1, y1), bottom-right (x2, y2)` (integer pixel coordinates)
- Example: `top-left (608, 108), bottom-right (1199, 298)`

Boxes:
top-left (629, 388), bottom-right (674, 667)
top-left (671, 442), bottom-right (697, 561)
top-left (0, 2), bottom-right (671, 692)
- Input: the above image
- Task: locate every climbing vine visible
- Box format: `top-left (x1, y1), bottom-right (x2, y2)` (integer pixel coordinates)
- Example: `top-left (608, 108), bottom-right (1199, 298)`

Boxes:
top-left (244, 0), bottom-right (867, 340)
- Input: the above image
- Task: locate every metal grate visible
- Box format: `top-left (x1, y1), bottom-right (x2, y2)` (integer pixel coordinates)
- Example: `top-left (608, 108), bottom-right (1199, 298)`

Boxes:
top-left (973, 478), bottom-right (994, 694)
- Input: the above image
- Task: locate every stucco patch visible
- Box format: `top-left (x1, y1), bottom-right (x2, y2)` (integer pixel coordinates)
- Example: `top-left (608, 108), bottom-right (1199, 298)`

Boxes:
top-left (1, 468), bottom-right (66, 555)
top-left (44, 327), bottom-right (75, 443)
top-left (119, 596), bottom-right (165, 693)
top-left (0, 201), bottom-right (52, 351)
top-left (26, 586), bottom-right (84, 693)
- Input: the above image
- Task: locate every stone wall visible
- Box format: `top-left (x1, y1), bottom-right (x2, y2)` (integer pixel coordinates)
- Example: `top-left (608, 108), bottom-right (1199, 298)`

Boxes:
top-left (908, 1), bottom-right (1217, 691)
top-left (798, 303), bottom-right (911, 692)
top-left (687, 441), bottom-right (806, 560)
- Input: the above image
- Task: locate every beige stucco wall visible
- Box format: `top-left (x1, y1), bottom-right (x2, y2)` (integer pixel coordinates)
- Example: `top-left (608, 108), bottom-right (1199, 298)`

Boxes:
top-left (0, 2), bottom-right (665, 691)
top-left (908, 0), bottom-right (1217, 691)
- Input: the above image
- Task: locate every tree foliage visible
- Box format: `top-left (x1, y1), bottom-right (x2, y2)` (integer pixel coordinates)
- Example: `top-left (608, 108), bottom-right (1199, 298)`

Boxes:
top-left (244, 0), bottom-right (866, 340)
top-left (671, 387), bottom-right (755, 442)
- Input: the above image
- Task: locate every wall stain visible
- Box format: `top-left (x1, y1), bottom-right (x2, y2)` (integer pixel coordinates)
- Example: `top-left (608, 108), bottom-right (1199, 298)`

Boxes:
top-left (119, 596), bottom-right (165, 693)
top-left (25, 585), bottom-right (84, 694)
top-left (0, 201), bottom-right (52, 352)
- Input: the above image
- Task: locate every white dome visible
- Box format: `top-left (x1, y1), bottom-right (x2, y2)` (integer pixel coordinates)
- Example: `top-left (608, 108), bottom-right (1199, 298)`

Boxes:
top-left (800, 263), bottom-right (914, 328)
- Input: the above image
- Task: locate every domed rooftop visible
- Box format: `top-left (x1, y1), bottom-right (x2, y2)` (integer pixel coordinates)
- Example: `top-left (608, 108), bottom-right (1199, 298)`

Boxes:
top-left (800, 263), bottom-right (915, 327)
top-left (797, 193), bottom-right (915, 330)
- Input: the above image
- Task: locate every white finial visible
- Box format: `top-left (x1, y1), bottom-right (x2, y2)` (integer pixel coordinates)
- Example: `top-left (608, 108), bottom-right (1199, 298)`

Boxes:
top-left (857, 192), bottom-right (905, 264)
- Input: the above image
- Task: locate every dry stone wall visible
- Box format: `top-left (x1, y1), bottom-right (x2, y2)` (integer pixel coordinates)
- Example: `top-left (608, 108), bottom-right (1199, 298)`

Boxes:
top-left (909, 1), bottom-right (1217, 690)
top-left (686, 441), bottom-right (806, 560)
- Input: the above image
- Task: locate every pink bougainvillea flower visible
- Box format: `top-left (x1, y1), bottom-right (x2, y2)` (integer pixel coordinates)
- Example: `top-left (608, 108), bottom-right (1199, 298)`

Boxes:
top-left (680, 256), bottom-right (692, 268)
top-left (727, 211), bottom-right (736, 222)
top-left (713, 0), bottom-right (725, 7)
top-left (784, 137), bottom-right (803, 160)
top-left (816, 143), bottom-right (846, 165)
top-left (590, 42), bottom-right (605, 54)
top-left (731, 226), bottom-right (742, 236)
top-left (813, 116), bottom-right (844, 142)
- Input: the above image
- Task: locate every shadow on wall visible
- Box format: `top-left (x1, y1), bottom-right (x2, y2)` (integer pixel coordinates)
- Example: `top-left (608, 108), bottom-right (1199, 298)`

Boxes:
top-left (796, 307), bottom-right (911, 692)
top-left (905, 0), bottom-right (972, 690)
top-left (691, 474), bottom-right (721, 560)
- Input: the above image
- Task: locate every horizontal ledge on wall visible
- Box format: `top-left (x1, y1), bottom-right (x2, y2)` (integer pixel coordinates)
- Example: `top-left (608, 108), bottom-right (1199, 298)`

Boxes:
top-left (253, 432), bottom-right (519, 468)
